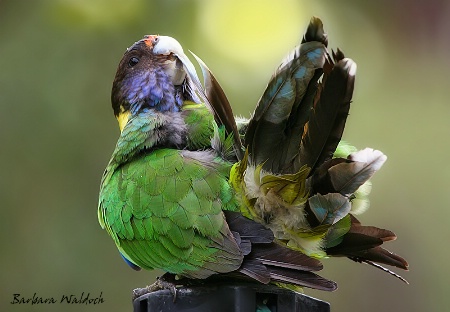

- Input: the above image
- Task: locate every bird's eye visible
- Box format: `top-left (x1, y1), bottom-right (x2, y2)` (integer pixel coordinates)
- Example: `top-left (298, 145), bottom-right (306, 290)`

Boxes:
top-left (128, 57), bottom-right (139, 67)
top-left (153, 37), bottom-right (159, 43)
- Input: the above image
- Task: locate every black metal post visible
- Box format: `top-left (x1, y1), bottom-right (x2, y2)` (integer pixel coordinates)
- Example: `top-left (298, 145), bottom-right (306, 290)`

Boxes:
top-left (133, 283), bottom-right (330, 312)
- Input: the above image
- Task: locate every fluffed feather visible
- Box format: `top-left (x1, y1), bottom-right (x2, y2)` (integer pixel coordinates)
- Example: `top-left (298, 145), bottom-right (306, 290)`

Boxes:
top-left (228, 17), bottom-right (408, 283)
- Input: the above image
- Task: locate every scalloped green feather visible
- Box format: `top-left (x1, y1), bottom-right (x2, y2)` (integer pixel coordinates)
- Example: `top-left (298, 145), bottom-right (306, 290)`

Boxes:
top-left (99, 111), bottom-right (243, 277)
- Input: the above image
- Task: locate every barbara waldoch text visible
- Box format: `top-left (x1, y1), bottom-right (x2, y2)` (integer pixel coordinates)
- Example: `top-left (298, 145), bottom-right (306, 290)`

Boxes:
top-left (10, 292), bottom-right (104, 305)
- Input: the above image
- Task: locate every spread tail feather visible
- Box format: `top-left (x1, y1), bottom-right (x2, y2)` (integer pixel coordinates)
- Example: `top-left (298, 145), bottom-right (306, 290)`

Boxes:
top-left (299, 56), bottom-right (356, 174)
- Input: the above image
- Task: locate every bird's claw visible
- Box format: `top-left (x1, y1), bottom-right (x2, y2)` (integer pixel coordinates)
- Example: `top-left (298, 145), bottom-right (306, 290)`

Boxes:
top-left (132, 273), bottom-right (178, 301)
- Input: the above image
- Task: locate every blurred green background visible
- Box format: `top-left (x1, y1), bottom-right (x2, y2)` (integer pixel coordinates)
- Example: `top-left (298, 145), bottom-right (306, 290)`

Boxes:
top-left (1, 0), bottom-right (449, 311)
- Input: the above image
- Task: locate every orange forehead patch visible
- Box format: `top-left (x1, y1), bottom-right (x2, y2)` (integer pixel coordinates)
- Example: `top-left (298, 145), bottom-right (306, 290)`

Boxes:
top-left (143, 35), bottom-right (158, 47)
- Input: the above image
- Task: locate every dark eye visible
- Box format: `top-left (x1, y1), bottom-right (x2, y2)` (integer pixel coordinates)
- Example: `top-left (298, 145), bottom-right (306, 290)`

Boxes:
top-left (128, 56), bottom-right (139, 67)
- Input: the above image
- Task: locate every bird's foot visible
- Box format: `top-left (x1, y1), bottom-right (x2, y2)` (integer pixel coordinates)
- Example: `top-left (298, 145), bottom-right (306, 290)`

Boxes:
top-left (132, 273), bottom-right (179, 301)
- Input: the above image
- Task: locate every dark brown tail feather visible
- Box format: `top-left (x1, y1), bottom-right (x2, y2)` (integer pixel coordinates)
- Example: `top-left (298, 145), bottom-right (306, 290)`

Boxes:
top-left (224, 211), bottom-right (336, 291)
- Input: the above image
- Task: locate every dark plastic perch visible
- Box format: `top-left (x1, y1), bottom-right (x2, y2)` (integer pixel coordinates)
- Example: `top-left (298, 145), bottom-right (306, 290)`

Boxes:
top-left (133, 283), bottom-right (330, 312)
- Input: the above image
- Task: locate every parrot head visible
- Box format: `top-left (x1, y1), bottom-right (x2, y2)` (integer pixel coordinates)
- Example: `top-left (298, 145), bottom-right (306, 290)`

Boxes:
top-left (111, 35), bottom-right (202, 132)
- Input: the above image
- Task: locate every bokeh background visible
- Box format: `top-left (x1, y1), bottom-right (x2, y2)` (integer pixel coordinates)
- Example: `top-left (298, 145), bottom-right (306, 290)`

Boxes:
top-left (1, 0), bottom-right (449, 311)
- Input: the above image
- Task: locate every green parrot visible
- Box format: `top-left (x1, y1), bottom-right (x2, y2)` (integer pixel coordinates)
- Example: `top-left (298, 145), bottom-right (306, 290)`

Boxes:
top-left (98, 33), bottom-right (336, 292)
top-left (98, 17), bottom-right (408, 297)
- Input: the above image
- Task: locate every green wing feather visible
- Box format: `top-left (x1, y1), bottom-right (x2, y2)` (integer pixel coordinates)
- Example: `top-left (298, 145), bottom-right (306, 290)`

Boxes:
top-left (99, 148), bottom-right (242, 278)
